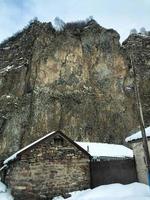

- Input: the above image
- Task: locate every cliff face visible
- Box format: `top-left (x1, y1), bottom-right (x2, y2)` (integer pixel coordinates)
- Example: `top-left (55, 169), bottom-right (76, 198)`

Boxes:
top-left (122, 34), bottom-right (150, 126)
top-left (0, 20), bottom-right (149, 158)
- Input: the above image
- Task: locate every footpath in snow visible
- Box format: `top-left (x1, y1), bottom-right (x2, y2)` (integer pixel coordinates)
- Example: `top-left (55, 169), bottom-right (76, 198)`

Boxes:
top-left (53, 182), bottom-right (150, 200)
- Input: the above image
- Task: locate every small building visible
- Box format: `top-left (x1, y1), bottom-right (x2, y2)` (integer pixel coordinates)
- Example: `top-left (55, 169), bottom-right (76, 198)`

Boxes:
top-left (1, 131), bottom-right (91, 200)
top-left (0, 131), bottom-right (137, 199)
top-left (125, 126), bottom-right (150, 184)
top-left (76, 141), bottom-right (137, 187)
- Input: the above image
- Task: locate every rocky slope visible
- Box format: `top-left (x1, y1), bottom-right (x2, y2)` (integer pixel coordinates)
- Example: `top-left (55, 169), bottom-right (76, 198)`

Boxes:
top-left (0, 19), bottom-right (150, 159)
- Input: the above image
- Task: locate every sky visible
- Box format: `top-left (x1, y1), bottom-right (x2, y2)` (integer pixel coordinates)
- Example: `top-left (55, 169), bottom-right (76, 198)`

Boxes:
top-left (0, 0), bottom-right (150, 43)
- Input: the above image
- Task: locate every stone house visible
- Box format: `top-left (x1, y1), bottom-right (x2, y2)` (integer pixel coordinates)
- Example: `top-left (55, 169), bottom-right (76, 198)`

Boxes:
top-left (0, 131), bottom-right (137, 199)
top-left (125, 126), bottom-right (150, 184)
top-left (1, 131), bottom-right (91, 200)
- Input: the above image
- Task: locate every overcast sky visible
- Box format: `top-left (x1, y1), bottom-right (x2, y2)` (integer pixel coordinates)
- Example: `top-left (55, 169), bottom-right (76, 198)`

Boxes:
top-left (0, 0), bottom-right (150, 43)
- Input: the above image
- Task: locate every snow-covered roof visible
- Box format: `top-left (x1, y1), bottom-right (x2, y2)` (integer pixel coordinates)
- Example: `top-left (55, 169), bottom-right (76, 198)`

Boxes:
top-left (3, 131), bottom-right (90, 166)
top-left (2, 131), bottom-right (133, 169)
top-left (125, 126), bottom-right (150, 142)
top-left (76, 142), bottom-right (133, 158)
top-left (3, 131), bottom-right (56, 165)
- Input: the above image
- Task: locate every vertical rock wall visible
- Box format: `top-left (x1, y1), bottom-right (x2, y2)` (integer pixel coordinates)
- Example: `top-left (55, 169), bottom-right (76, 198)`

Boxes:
top-left (0, 19), bottom-right (149, 158)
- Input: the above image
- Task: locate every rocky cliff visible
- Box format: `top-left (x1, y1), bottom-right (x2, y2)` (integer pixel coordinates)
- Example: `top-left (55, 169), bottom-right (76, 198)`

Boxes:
top-left (0, 19), bottom-right (150, 158)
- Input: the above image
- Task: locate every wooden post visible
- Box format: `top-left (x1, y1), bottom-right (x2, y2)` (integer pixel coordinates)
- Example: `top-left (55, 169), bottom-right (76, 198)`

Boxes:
top-left (130, 55), bottom-right (150, 184)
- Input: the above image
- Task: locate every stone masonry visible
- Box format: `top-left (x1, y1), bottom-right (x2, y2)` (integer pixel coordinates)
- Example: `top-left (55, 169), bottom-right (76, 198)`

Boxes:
top-left (5, 132), bottom-right (90, 200)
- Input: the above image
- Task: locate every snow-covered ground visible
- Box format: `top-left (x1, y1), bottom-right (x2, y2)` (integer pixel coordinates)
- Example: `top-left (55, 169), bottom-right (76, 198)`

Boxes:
top-left (0, 181), bottom-right (14, 200)
top-left (53, 182), bottom-right (150, 200)
top-left (1, 180), bottom-right (150, 200)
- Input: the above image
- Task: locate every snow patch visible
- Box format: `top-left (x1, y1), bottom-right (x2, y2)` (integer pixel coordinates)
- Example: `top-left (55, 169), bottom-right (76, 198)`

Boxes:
top-left (0, 165), bottom-right (7, 172)
top-left (53, 182), bottom-right (150, 200)
top-left (0, 182), bottom-right (6, 192)
top-left (0, 65), bottom-right (14, 74)
top-left (0, 181), bottom-right (14, 200)
top-left (125, 126), bottom-right (150, 142)
top-left (76, 142), bottom-right (133, 158)
top-left (14, 65), bottom-right (24, 70)
top-left (0, 64), bottom-right (24, 74)
top-left (17, 57), bottom-right (23, 60)
top-left (2, 47), bottom-right (10, 50)
top-left (5, 65), bottom-right (14, 71)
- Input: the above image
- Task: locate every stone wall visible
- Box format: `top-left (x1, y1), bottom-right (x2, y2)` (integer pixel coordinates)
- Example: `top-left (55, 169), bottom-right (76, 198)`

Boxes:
top-left (131, 139), bottom-right (150, 184)
top-left (5, 135), bottom-right (90, 200)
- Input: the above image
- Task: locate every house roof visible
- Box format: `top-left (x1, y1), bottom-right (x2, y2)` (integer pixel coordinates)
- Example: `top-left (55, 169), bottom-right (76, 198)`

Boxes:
top-left (125, 126), bottom-right (150, 143)
top-left (76, 141), bottom-right (133, 158)
top-left (2, 131), bottom-right (91, 166)
top-left (0, 131), bottom-right (134, 172)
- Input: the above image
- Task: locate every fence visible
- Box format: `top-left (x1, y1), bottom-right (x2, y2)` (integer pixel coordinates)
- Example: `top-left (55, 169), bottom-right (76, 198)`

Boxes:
top-left (90, 158), bottom-right (137, 188)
